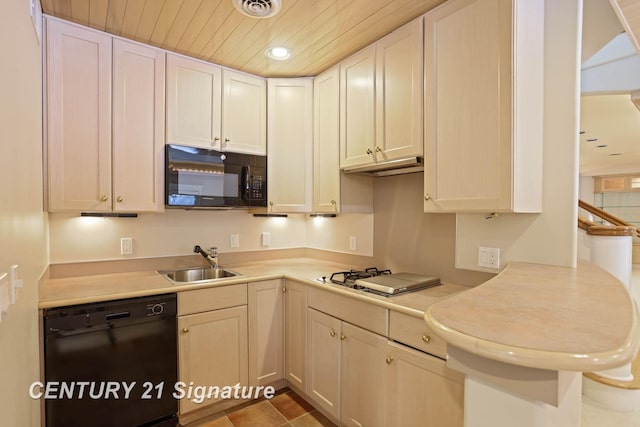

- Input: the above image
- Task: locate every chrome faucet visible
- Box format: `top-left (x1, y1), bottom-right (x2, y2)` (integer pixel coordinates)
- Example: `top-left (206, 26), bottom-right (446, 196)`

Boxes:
top-left (194, 245), bottom-right (218, 268)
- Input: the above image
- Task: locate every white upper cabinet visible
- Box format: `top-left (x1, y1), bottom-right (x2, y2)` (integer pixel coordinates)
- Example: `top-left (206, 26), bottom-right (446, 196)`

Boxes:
top-left (112, 39), bottom-right (165, 212)
top-left (267, 78), bottom-right (313, 213)
top-left (375, 18), bottom-right (424, 161)
top-left (423, 0), bottom-right (543, 213)
top-left (46, 19), bottom-right (165, 213)
top-left (313, 66), bottom-right (341, 213)
top-left (222, 70), bottom-right (267, 155)
top-left (166, 54), bottom-right (222, 150)
top-left (313, 66), bottom-right (374, 214)
top-left (46, 19), bottom-right (112, 211)
top-left (340, 18), bottom-right (424, 169)
top-left (340, 46), bottom-right (376, 169)
top-left (166, 55), bottom-right (266, 154)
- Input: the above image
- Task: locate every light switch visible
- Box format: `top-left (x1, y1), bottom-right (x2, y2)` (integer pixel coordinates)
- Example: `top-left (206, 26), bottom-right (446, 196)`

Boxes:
top-left (0, 273), bottom-right (8, 321)
top-left (349, 236), bottom-right (357, 251)
top-left (261, 232), bottom-right (271, 247)
top-left (121, 237), bottom-right (133, 255)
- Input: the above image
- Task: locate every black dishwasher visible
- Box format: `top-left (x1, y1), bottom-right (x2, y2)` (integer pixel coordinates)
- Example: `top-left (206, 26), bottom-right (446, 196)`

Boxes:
top-left (43, 293), bottom-right (178, 427)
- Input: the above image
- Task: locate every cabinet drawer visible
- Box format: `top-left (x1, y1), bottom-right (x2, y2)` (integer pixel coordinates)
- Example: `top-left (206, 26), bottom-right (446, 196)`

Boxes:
top-left (178, 284), bottom-right (247, 315)
top-left (389, 310), bottom-right (447, 359)
top-left (307, 287), bottom-right (388, 336)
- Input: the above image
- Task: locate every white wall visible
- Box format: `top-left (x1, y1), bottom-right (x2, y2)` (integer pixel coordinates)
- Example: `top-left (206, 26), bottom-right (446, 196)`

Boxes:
top-left (456, 0), bottom-right (582, 273)
top-left (306, 213), bottom-right (374, 257)
top-left (579, 175), bottom-right (595, 204)
top-left (49, 210), bottom-right (375, 263)
top-left (0, 0), bottom-right (48, 425)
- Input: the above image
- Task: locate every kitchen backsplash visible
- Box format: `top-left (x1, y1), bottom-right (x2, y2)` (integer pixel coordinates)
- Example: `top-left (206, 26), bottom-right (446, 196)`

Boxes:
top-left (48, 209), bottom-right (374, 263)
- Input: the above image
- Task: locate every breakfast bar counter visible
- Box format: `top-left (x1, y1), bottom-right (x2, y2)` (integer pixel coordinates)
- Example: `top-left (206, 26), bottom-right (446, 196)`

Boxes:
top-left (424, 261), bottom-right (640, 427)
top-left (424, 261), bottom-right (639, 372)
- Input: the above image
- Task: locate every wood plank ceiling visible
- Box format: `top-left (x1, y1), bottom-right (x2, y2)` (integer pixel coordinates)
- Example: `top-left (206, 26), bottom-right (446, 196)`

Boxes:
top-left (40, 0), bottom-right (444, 77)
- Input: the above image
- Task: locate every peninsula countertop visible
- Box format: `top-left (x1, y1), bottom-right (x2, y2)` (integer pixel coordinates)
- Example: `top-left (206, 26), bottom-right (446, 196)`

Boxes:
top-left (425, 261), bottom-right (640, 372)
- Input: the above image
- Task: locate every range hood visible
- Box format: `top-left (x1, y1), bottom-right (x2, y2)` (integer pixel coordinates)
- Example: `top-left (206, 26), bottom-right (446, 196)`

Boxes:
top-left (342, 157), bottom-right (423, 177)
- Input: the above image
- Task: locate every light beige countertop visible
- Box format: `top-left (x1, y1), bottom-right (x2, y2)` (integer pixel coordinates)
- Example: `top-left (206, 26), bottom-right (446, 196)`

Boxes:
top-left (39, 257), bottom-right (469, 317)
top-left (425, 261), bottom-right (640, 372)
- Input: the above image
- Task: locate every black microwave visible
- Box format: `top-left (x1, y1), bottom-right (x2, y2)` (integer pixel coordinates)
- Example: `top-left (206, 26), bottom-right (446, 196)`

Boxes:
top-left (165, 144), bottom-right (267, 208)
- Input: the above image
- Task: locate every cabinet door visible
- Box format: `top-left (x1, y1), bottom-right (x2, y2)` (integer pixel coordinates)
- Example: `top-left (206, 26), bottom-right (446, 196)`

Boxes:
top-left (376, 18), bottom-right (423, 161)
top-left (313, 66), bottom-right (341, 213)
top-left (340, 46), bottom-right (376, 168)
top-left (284, 280), bottom-right (307, 391)
top-left (112, 39), bottom-right (165, 212)
top-left (222, 70), bottom-right (267, 155)
top-left (424, 0), bottom-right (542, 213)
top-left (46, 19), bottom-right (112, 211)
top-left (340, 323), bottom-right (387, 427)
top-left (248, 279), bottom-right (284, 386)
top-left (385, 341), bottom-right (464, 427)
top-left (178, 306), bottom-right (248, 414)
top-left (307, 308), bottom-right (341, 420)
top-left (267, 78), bottom-right (313, 213)
top-left (166, 54), bottom-right (222, 149)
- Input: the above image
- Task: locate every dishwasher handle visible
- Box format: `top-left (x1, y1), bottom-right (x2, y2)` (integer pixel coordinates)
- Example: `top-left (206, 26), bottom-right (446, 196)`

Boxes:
top-left (106, 311), bottom-right (130, 321)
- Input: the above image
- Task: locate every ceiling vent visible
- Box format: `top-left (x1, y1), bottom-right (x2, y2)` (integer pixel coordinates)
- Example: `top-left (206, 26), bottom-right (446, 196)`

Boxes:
top-left (232, 0), bottom-right (282, 18)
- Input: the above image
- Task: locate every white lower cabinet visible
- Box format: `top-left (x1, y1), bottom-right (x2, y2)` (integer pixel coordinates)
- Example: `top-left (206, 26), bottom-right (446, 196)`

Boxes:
top-left (306, 308), bottom-right (387, 426)
top-left (307, 308), bottom-right (342, 419)
top-left (178, 306), bottom-right (248, 414)
top-left (284, 280), bottom-right (307, 391)
top-left (176, 280), bottom-right (463, 426)
top-left (340, 322), bottom-right (387, 427)
top-left (386, 341), bottom-right (464, 427)
top-left (248, 279), bottom-right (284, 387)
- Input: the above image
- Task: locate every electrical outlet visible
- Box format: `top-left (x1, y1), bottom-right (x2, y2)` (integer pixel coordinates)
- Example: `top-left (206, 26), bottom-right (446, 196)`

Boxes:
top-left (478, 247), bottom-right (500, 269)
top-left (121, 237), bottom-right (133, 255)
top-left (261, 232), bottom-right (270, 247)
top-left (349, 236), bottom-right (357, 251)
top-left (230, 234), bottom-right (240, 248)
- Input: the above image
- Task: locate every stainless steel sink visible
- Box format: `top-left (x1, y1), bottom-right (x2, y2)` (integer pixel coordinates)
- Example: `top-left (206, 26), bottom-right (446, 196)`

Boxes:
top-left (159, 267), bottom-right (240, 283)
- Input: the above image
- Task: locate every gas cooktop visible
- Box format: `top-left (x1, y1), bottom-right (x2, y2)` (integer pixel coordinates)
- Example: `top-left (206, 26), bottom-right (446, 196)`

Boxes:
top-left (318, 268), bottom-right (441, 297)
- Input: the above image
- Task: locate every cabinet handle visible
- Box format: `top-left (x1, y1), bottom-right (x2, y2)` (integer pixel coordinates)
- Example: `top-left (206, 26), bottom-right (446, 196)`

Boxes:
top-left (330, 200), bottom-right (336, 205)
top-left (182, 328), bottom-right (189, 333)
top-left (375, 146), bottom-right (382, 153)
top-left (422, 335), bottom-right (432, 344)
top-left (116, 196), bottom-right (123, 203)
top-left (366, 148), bottom-right (373, 155)
top-left (224, 138), bottom-right (230, 143)
top-left (269, 201), bottom-right (274, 206)
top-left (329, 329), bottom-right (336, 337)
top-left (386, 356), bottom-right (394, 364)
top-left (340, 334), bottom-right (346, 340)
top-left (282, 287), bottom-right (287, 293)
top-left (101, 195), bottom-right (108, 202)
top-left (214, 137), bottom-right (220, 141)
top-left (424, 194), bottom-right (432, 201)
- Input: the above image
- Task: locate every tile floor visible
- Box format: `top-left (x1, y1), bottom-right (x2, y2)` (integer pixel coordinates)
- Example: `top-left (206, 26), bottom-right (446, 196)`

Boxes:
top-left (580, 264), bottom-right (640, 426)
top-left (185, 389), bottom-right (336, 427)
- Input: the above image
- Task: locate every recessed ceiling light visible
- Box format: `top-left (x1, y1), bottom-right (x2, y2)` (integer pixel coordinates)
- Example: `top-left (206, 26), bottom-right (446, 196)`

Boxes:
top-left (265, 46), bottom-right (291, 61)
